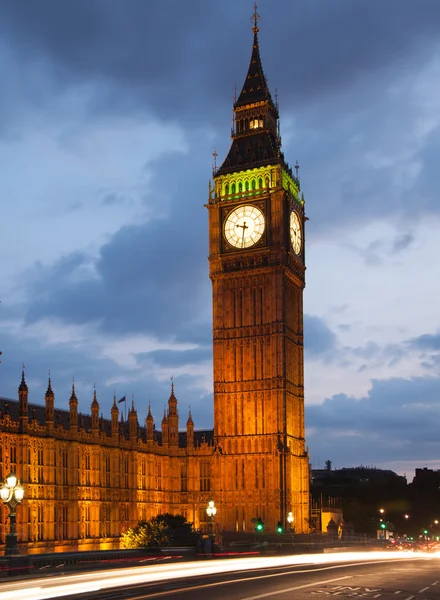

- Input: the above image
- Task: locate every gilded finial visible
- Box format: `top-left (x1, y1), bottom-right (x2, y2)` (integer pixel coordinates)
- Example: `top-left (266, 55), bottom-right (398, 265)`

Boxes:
top-left (251, 2), bottom-right (260, 33)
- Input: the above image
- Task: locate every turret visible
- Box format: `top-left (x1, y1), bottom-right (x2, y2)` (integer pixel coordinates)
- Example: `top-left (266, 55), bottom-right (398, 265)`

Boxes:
top-left (146, 403), bottom-right (154, 444)
top-left (161, 407), bottom-right (169, 447)
top-left (168, 381), bottom-right (179, 446)
top-left (111, 394), bottom-right (119, 440)
top-left (45, 374), bottom-right (54, 432)
top-left (18, 367), bottom-right (28, 433)
top-left (129, 399), bottom-right (138, 443)
top-left (186, 407), bottom-right (194, 450)
top-left (69, 381), bottom-right (78, 433)
top-left (91, 385), bottom-right (99, 438)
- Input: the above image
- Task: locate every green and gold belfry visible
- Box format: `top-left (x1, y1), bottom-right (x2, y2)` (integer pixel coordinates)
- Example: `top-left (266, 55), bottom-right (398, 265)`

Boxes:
top-left (207, 9), bottom-right (310, 532)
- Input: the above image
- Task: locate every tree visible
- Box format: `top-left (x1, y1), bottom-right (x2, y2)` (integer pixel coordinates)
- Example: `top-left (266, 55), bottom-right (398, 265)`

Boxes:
top-left (121, 513), bottom-right (196, 549)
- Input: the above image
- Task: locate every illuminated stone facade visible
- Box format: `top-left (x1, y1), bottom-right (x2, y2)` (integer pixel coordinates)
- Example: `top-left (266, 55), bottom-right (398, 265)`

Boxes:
top-left (0, 18), bottom-right (309, 554)
top-left (0, 381), bottom-right (214, 553)
top-left (207, 19), bottom-right (309, 534)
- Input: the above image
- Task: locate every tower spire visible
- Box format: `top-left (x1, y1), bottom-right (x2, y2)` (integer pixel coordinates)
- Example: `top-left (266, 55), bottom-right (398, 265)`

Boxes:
top-left (251, 2), bottom-right (261, 33)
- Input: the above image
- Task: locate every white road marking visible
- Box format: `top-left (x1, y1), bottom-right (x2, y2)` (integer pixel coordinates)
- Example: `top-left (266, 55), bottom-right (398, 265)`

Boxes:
top-left (241, 575), bottom-right (353, 600)
top-left (403, 596), bottom-right (414, 600)
top-left (432, 580), bottom-right (439, 585)
top-left (393, 592), bottom-right (402, 595)
top-left (418, 587), bottom-right (429, 592)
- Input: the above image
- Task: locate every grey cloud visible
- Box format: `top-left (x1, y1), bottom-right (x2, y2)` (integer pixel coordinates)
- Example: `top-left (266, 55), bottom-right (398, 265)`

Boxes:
top-left (2, 1), bottom-right (440, 125)
top-left (101, 193), bottom-right (127, 206)
top-left (137, 348), bottom-right (212, 369)
top-left (409, 332), bottom-right (440, 351)
top-left (0, 327), bottom-right (211, 428)
top-left (304, 315), bottom-right (337, 357)
top-left (392, 232), bottom-right (414, 253)
top-left (306, 375), bottom-right (440, 467)
top-left (24, 141), bottom-right (212, 342)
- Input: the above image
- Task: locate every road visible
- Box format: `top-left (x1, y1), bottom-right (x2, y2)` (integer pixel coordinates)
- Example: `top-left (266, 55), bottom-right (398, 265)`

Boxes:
top-left (0, 551), bottom-right (439, 600)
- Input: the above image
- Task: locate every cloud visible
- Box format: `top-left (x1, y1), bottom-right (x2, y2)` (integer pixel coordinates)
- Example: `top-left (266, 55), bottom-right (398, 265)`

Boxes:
top-left (392, 233), bottom-right (414, 254)
top-left (304, 315), bottom-right (337, 357)
top-left (307, 375), bottom-right (440, 470)
top-left (409, 332), bottom-right (440, 352)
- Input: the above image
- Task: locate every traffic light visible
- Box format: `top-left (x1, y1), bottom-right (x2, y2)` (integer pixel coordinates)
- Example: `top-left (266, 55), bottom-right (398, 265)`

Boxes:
top-left (380, 522), bottom-right (386, 530)
top-left (255, 517), bottom-right (264, 532)
top-left (424, 529), bottom-right (429, 535)
top-left (277, 521), bottom-right (284, 534)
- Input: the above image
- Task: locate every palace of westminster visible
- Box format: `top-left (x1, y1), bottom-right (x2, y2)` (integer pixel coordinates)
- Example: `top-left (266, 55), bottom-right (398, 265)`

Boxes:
top-left (0, 13), bottom-right (310, 553)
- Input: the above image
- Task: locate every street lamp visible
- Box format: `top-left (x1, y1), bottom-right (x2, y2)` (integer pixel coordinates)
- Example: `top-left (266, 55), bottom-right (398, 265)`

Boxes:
top-left (206, 499), bottom-right (216, 537)
top-left (1, 473), bottom-right (25, 556)
top-left (287, 511), bottom-right (294, 532)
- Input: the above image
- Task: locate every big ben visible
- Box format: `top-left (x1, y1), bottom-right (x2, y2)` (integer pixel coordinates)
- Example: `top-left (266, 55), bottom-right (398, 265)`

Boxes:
top-left (208, 9), bottom-right (310, 533)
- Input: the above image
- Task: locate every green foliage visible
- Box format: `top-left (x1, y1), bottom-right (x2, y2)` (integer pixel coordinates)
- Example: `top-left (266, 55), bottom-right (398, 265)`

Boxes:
top-left (121, 513), bottom-right (196, 549)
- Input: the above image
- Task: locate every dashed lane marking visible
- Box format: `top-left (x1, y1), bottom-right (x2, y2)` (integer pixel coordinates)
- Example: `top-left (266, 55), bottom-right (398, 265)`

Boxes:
top-left (418, 587), bottom-right (429, 593)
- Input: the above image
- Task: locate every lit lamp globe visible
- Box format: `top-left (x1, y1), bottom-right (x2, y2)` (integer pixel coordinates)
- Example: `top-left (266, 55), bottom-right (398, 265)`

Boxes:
top-left (14, 483), bottom-right (25, 502)
top-left (6, 474), bottom-right (17, 490)
top-left (0, 486), bottom-right (9, 502)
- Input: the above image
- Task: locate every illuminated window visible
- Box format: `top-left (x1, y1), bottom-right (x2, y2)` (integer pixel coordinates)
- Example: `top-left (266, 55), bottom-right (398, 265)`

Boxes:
top-left (231, 183), bottom-right (236, 194)
top-left (141, 457), bottom-right (146, 490)
top-left (224, 183), bottom-right (229, 195)
top-left (62, 449), bottom-right (68, 485)
top-left (157, 461), bottom-right (162, 491)
top-left (180, 462), bottom-right (187, 492)
top-left (238, 182), bottom-right (242, 192)
top-left (84, 505), bottom-right (91, 538)
top-left (258, 177), bottom-right (263, 189)
top-left (123, 455), bottom-right (129, 488)
top-left (252, 179), bottom-right (256, 190)
top-left (37, 447), bottom-right (44, 483)
top-left (250, 118), bottom-right (262, 129)
top-left (85, 452), bottom-right (91, 486)
top-left (10, 445), bottom-right (16, 473)
top-left (200, 462), bottom-right (210, 492)
top-left (37, 505), bottom-right (44, 540)
top-left (105, 453), bottom-right (111, 488)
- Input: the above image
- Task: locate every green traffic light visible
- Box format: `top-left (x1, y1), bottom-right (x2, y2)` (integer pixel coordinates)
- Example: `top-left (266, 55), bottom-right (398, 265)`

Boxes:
top-left (424, 530), bottom-right (428, 535)
top-left (380, 523), bottom-right (386, 529)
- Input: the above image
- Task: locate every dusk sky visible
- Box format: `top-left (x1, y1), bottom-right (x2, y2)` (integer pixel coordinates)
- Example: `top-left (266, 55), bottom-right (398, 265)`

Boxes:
top-left (1, 0), bottom-right (440, 479)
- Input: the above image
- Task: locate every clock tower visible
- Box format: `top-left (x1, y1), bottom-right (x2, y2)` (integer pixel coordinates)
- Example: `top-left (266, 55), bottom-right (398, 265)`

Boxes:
top-left (207, 11), bottom-right (309, 533)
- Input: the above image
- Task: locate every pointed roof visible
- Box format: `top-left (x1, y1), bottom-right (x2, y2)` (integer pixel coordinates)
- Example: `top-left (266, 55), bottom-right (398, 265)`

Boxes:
top-left (234, 27), bottom-right (274, 110)
top-left (111, 392), bottom-right (119, 413)
top-left (129, 397), bottom-right (137, 417)
top-left (45, 373), bottom-right (54, 398)
top-left (18, 368), bottom-right (28, 393)
top-left (146, 401), bottom-right (153, 421)
top-left (91, 384), bottom-right (99, 408)
top-left (69, 380), bottom-right (78, 404)
top-left (186, 406), bottom-right (194, 426)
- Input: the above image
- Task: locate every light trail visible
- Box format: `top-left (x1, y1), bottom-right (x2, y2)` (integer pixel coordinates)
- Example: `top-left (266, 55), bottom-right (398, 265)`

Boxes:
top-left (0, 550), bottom-right (437, 600)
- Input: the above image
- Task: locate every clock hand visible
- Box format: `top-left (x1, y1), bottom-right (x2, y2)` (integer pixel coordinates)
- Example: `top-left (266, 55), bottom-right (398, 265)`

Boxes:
top-left (236, 221), bottom-right (248, 247)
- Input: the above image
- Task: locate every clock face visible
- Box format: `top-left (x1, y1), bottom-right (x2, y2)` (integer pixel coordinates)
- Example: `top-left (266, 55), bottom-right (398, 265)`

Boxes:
top-left (224, 205), bottom-right (265, 249)
top-left (290, 211), bottom-right (302, 254)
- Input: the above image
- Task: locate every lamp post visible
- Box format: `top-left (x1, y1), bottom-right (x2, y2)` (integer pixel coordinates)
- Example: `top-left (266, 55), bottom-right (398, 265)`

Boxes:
top-left (1, 473), bottom-right (25, 556)
top-left (287, 511), bottom-right (294, 532)
top-left (206, 499), bottom-right (217, 538)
